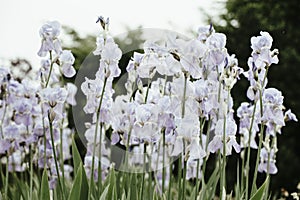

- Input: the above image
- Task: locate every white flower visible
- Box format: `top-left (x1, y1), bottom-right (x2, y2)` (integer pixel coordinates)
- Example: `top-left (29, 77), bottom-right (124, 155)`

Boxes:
top-left (101, 42), bottom-right (122, 61)
top-left (59, 50), bottom-right (76, 78)
top-left (66, 83), bottom-right (77, 106)
top-left (208, 117), bottom-right (240, 155)
top-left (37, 21), bottom-right (62, 57)
top-left (251, 31), bottom-right (273, 52)
top-left (206, 32), bottom-right (227, 49)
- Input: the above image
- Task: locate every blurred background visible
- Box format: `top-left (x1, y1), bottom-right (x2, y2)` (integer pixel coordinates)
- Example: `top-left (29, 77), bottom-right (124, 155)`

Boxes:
top-left (1, 0), bottom-right (299, 197)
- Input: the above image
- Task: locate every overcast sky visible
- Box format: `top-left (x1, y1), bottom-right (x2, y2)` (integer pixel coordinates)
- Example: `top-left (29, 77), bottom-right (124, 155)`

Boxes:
top-left (0, 0), bottom-right (225, 66)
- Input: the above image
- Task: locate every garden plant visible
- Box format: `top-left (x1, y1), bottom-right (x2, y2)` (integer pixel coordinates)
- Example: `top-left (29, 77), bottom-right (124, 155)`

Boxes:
top-left (0, 16), bottom-right (298, 200)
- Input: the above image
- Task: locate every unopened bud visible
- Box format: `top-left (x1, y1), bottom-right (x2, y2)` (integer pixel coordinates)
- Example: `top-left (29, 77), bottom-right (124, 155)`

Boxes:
top-left (48, 109), bottom-right (56, 122)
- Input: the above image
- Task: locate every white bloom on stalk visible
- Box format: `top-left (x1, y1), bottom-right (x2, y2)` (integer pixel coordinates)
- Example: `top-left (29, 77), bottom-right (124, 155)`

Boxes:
top-left (237, 102), bottom-right (259, 149)
top-left (66, 83), bottom-right (77, 106)
top-left (208, 117), bottom-right (240, 155)
top-left (37, 21), bottom-right (62, 57)
top-left (40, 87), bottom-right (68, 120)
top-left (59, 50), bottom-right (76, 78)
top-left (250, 31), bottom-right (273, 52)
top-left (258, 147), bottom-right (278, 174)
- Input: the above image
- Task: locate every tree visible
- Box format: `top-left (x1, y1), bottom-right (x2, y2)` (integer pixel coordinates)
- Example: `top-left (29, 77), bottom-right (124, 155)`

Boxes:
top-left (211, 0), bottom-right (300, 194)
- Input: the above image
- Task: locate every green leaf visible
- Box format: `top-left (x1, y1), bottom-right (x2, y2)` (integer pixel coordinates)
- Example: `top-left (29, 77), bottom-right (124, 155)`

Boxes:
top-left (12, 173), bottom-right (28, 200)
top-left (68, 163), bottom-right (83, 200)
top-left (205, 163), bottom-right (220, 200)
top-left (190, 186), bottom-right (197, 200)
top-left (250, 176), bottom-right (269, 200)
top-left (130, 174), bottom-right (138, 200)
top-left (107, 166), bottom-right (116, 200)
top-left (40, 168), bottom-right (50, 200)
top-left (121, 189), bottom-right (127, 200)
top-left (72, 137), bottom-right (82, 177)
top-left (80, 164), bottom-right (89, 200)
top-left (99, 184), bottom-right (109, 200)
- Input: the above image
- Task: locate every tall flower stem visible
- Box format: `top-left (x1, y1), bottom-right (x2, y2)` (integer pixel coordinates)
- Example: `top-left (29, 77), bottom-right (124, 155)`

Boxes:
top-left (5, 153), bottom-right (9, 200)
top-left (28, 126), bottom-right (33, 200)
top-left (180, 73), bottom-right (188, 200)
top-left (250, 66), bottom-right (269, 196)
top-left (220, 118), bottom-right (227, 198)
top-left (167, 159), bottom-right (173, 200)
top-left (251, 123), bottom-right (265, 195)
top-left (182, 141), bottom-right (187, 200)
top-left (162, 130), bottom-right (166, 194)
top-left (220, 89), bottom-right (231, 198)
top-left (244, 103), bottom-right (257, 200)
top-left (181, 74), bottom-right (188, 119)
top-left (45, 51), bottom-right (54, 88)
top-left (88, 77), bottom-right (107, 200)
top-left (59, 119), bottom-right (65, 191)
top-left (41, 107), bottom-right (47, 168)
top-left (140, 143), bottom-right (147, 199)
top-left (97, 123), bottom-right (104, 194)
top-left (48, 113), bottom-right (65, 199)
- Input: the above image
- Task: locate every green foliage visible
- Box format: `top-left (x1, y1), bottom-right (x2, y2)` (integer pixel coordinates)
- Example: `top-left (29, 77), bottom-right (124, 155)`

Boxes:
top-left (68, 163), bottom-right (86, 200)
top-left (40, 169), bottom-right (50, 200)
top-left (72, 137), bottom-right (82, 177)
top-left (250, 176), bottom-right (269, 200)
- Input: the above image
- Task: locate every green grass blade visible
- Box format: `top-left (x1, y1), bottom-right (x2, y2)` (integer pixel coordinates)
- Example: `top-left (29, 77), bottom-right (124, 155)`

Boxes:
top-left (107, 167), bottom-right (116, 200)
top-left (72, 137), bottom-right (82, 177)
top-left (250, 176), bottom-right (269, 200)
top-left (68, 163), bottom-right (84, 200)
top-left (130, 173), bottom-right (138, 200)
top-left (80, 164), bottom-right (89, 200)
top-left (99, 184), bottom-right (109, 200)
top-left (40, 168), bottom-right (50, 200)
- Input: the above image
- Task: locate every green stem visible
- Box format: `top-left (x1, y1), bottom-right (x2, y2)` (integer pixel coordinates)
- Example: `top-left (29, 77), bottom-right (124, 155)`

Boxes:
top-left (148, 145), bottom-right (153, 198)
top-left (42, 107), bottom-right (47, 168)
top-left (250, 66), bottom-right (269, 196)
top-left (45, 51), bottom-right (54, 88)
top-left (181, 74), bottom-right (188, 118)
top-left (88, 77), bottom-right (107, 200)
top-left (202, 119), bottom-right (211, 176)
top-left (140, 143), bottom-right (147, 199)
top-left (195, 159), bottom-right (200, 200)
top-left (178, 74), bottom-right (188, 200)
top-left (97, 123), bottom-right (103, 194)
top-left (167, 160), bottom-right (172, 200)
top-left (48, 114), bottom-right (65, 199)
top-left (178, 155), bottom-right (182, 200)
top-left (5, 154), bottom-right (9, 200)
top-left (124, 127), bottom-right (132, 169)
top-left (162, 131), bottom-right (166, 194)
top-left (28, 125), bottom-right (33, 200)
top-left (251, 124), bottom-right (265, 195)
top-left (220, 115), bottom-right (227, 198)
top-left (29, 144), bottom-right (33, 200)
top-left (245, 103), bottom-right (257, 200)
top-left (182, 158), bottom-right (187, 200)
top-left (144, 78), bottom-right (152, 103)
top-left (59, 119), bottom-right (65, 194)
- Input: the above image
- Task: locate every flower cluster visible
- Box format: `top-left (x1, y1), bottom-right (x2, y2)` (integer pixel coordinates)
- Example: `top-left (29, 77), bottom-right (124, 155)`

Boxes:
top-left (1, 17), bottom-right (297, 197)
top-left (81, 17), bottom-right (122, 181)
top-left (0, 21), bottom-right (77, 189)
top-left (238, 31), bottom-right (297, 174)
top-left (80, 22), bottom-right (249, 189)
top-left (80, 20), bottom-right (297, 195)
